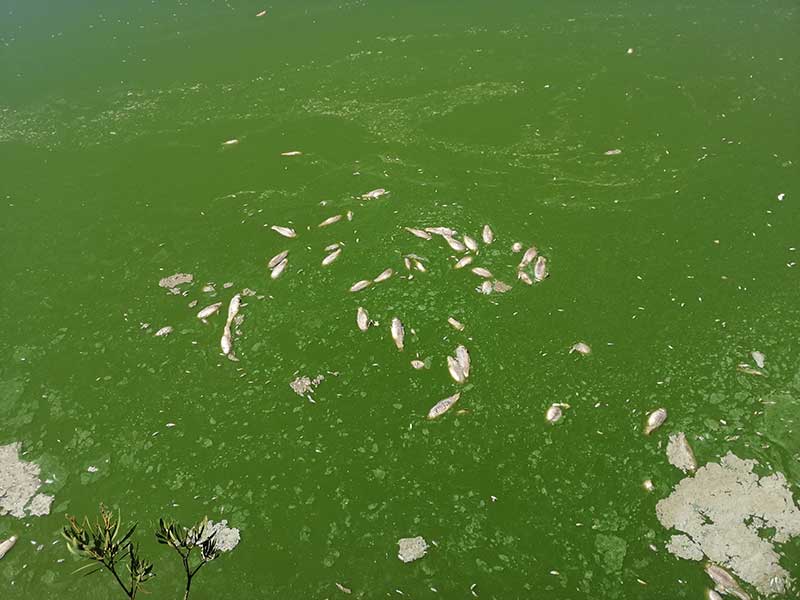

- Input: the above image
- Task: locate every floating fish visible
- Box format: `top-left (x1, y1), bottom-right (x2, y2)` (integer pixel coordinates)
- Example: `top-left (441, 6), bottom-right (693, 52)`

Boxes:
top-left (202, 284), bottom-right (215, 293)
top-left (406, 227), bottom-right (432, 240)
top-left (154, 326), bottom-right (173, 337)
top-left (346, 210), bottom-right (354, 221)
top-left (356, 307), bottom-right (369, 331)
top-left (197, 302), bottom-right (223, 321)
top-left (644, 408), bottom-right (667, 435)
top-left (448, 317), bottom-right (465, 331)
top-left (704, 564), bottom-right (750, 600)
top-left (349, 280), bottom-right (371, 292)
top-left (471, 267), bottom-right (493, 278)
top-left (604, 149), bottom-right (623, 156)
top-left (512, 242), bottom-right (523, 253)
top-left (454, 256), bottom-right (474, 269)
top-left (319, 215), bottom-right (342, 228)
top-left (403, 257), bottom-right (412, 270)
top-left (447, 356), bottom-right (466, 384)
top-left (335, 582), bottom-right (352, 595)
top-left (477, 280), bottom-right (493, 294)
top-left (492, 280), bottom-right (512, 293)
top-left (706, 590), bottom-right (723, 600)
top-left (271, 225), bottom-right (297, 238)
top-left (642, 479), bottom-right (654, 492)
top-left (0, 535), bottom-right (17, 560)
top-left (374, 268), bottom-right (394, 283)
top-left (223, 139), bottom-right (239, 146)
top-left (226, 294), bottom-right (241, 323)
top-left (391, 318), bottom-right (404, 350)
top-left (533, 256), bottom-right (548, 281)
top-left (517, 271), bottom-right (533, 285)
top-left (482, 224), bottom-right (494, 244)
top-left (464, 235), bottom-right (478, 252)
top-left (223, 282), bottom-right (234, 289)
top-left (256, 10), bottom-right (267, 17)
top-left (750, 351), bottom-right (765, 369)
top-left (455, 345), bottom-right (470, 378)
top-left (519, 246), bottom-right (538, 268)
top-left (324, 243), bottom-right (341, 252)
top-left (280, 150), bottom-right (302, 156)
top-left (736, 363), bottom-right (764, 376)
top-left (546, 403), bottom-right (570, 423)
top-left (425, 226), bottom-right (457, 237)
top-left (322, 248), bottom-right (342, 266)
top-left (427, 392), bottom-right (461, 419)
top-left (410, 359), bottom-right (425, 370)
top-left (220, 326), bottom-right (232, 355)
top-left (570, 342), bottom-right (591, 355)
top-left (412, 260), bottom-right (426, 273)
top-left (271, 258), bottom-right (288, 279)
top-left (361, 188), bottom-right (388, 200)
top-left (443, 236), bottom-right (466, 252)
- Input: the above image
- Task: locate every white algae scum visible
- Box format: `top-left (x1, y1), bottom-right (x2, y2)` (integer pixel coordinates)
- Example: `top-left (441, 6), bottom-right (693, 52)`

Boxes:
top-left (656, 452), bottom-right (800, 596)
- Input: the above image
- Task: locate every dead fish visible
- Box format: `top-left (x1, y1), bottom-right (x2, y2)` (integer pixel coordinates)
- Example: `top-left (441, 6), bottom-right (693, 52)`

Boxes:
top-left (356, 307), bottom-right (369, 331)
top-left (271, 225), bottom-right (297, 238)
top-left (220, 326), bottom-right (232, 355)
top-left (519, 246), bottom-right (538, 268)
top-left (222, 139), bottom-right (239, 146)
top-left (546, 403), bottom-right (570, 423)
top-left (361, 188), bottom-right (388, 200)
top-left (447, 356), bottom-right (466, 384)
top-left (271, 258), bottom-right (288, 279)
top-left (0, 535), bottom-right (18, 560)
top-left (533, 256), bottom-right (548, 281)
top-left (604, 148), bottom-right (622, 156)
top-left (644, 408), bottom-right (667, 435)
top-left (226, 294), bottom-right (242, 324)
top-left (736, 363), bottom-right (764, 376)
top-left (335, 582), bottom-right (352, 595)
top-left (750, 351), bottom-right (765, 369)
top-left (349, 280), bottom-right (371, 293)
top-left (425, 226), bottom-right (457, 237)
top-left (455, 345), bottom-right (470, 377)
top-left (374, 268), bottom-right (394, 283)
top-left (454, 255), bottom-right (474, 269)
top-left (443, 236), bottom-right (466, 252)
top-left (322, 248), bottom-right (342, 266)
top-left (464, 235), bottom-right (478, 252)
top-left (512, 242), bottom-right (523, 253)
top-left (517, 271), bottom-right (533, 285)
top-left (569, 342), bottom-right (591, 355)
top-left (188, 300), bottom-right (198, 308)
top-left (256, 9), bottom-right (267, 17)
top-left (492, 280), bottom-right (512, 293)
top-left (268, 250), bottom-right (289, 270)
top-left (642, 479), bottom-right (654, 492)
top-left (482, 224), bottom-right (494, 244)
top-left (319, 214), bottom-right (342, 228)
top-left (403, 257), bottom-right (412, 270)
top-left (346, 210), bottom-right (354, 221)
top-left (280, 150), bottom-right (302, 156)
top-left (223, 282), bottom-right (234, 289)
top-left (472, 267), bottom-right (493, 278)
top-left (477, 280), bottom-right (493, 295)
top-left (447, 317), bottom-right (465, 331)
top-left (406, 227), bottom-right (432, 240)
top-left (391, 317), bottom-right (405, 350)
top-left (413, 260), bottom-right (427, 273)
top-left (704, 564), bottom-right (750, 600)
top-left (324, 243), bottom-right (341, 252)
top-left (410, 359), bottom-right (425, 370)
top-left (427, 392), bottom-right (461, 419)
top-left (197, 302), bottom-right (223, 321)
top-left (202, 284), bottom-right (215, 293)
top-left (154, 326), bottom-right (173, 337)
top-left (707, 590), bottom-right (723, 600)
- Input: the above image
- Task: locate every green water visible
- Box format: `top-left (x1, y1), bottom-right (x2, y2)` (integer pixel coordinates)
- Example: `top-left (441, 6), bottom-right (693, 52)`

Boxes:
top-left (1, 1), bottom-right (799, 598)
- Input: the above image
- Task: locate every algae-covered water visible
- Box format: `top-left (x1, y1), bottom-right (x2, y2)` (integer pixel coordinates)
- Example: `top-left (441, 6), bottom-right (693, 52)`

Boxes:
top-left (1, 1), bottom-right (799, 599)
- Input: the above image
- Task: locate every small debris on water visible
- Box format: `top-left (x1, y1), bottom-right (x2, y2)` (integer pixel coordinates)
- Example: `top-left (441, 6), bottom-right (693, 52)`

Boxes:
top-left (335, 582), bottom-right (352, 594)
top-left (256, 9), bottom-right (267, 17)
top-left (397, 536), bottom-right (428, 563)
top-left (512, 242), bottom-right (523, 252)
top-left (604, 149), bottom-right (622, 155)
top-left (159, 272), bottom-right (193, 289)
top-left (447, 317), bottom-right (465, 331)
top-left (222, 139), bottom-right (239, 146)
top-left (643, 479), bottom-right (654, 492)
top-left (750, 351), bottom-right (765, 369)
top-left (281, 150), bottom-right (302, 156)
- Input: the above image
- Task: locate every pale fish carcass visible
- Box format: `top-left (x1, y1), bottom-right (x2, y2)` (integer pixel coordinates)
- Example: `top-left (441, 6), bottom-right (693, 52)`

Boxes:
top-left (643, 408), bottom-right (667, 435)
top-left (346, 210), bottom-right (354, 221)
top-left (533, 256), bottom-right (548, 282)
top-left (197, 302), bottom-right (223, 321)
top-left (443, 236), bottom-right (466, 252)
top-left (318, 214), bottom-right (342, 228)
top-left (324, 243), bottom-right (341, 252)
top-left (736, 363), bottom-right (763, 376)
top-left (411, 359), bottom-right (425, 370)
top-left (477, 280), bottom-right (493, 295)
top-left (519, 246), bottom-right (538, 268)
top-left (447, 356), bottom-right (466, 384)
top-left (403, 257), bottom-right (413, 270)
top-left (271, 225), bottom-right (297, 238)
top-left (391, 317), bottom-right (404, 350)
top-left (569, 342), bottom-right (591, 355)
top-left (270, 258), bottom-right (288, 279)
top-left (455, 345), bottom-right (470, 378)
top-left (517, 271), bottom-right (533, 285)
top-left (322, 248), bottom-right (342, 266)
top-left (356, 307), bottom-right (369, 332)
top-left (511, 242), bottom-right (523, 253)
top-left (464, 235), bottom-right (478, 252)
top-left (546, 403), bottom-right (570, 423)
top-left (471, 267), bottom-right (493, 278)
top-left (0, 535), bottom-right (18, 560)
top-left (349, 280), bottom-right (372, 293)
top-left (280, 150), bottom-right (302, 156)
top-left (454, 255), bottom-right (474, 269)
top-left (704, 564), bottom-right (750, 600)
top-left (361, 188), bottom-right (388, 200)
top-left (405, 227), bottom-right (432, 240)
top-left (492, 280), bottom-right (512, 293)
top-left (642, 479), bottom-right (655, 492)
top-left (154, 326), bottom-right (173, 337)
top-left (425, 226), bottom-right (457, 237)
top-left (373, 268), bottom-right (394, 283)
top-left (707, 591), bottom-right (723, 600)
top-left (226, 294), bottom-right (242, 324)
top-left (267, 250), bottom-right (289, 269)
top-left (427, 392), bottom-right (461, 419)
top-left (750, 350), bottom-right (765, 369)
top-left (220, 326), bottom-right (233, 355)
top-left (223, 139), bottom-right (239, 146)
top-left (482, 224), bottom-right (494, 244)
top-left (412, 259), bottom-right (427, 273)
top-left (447, 317), bottom-right (465, 331)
